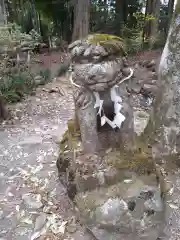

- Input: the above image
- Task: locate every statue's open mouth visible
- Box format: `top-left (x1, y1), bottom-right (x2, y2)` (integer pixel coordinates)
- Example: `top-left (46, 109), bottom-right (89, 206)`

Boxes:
top-left (69, 66), bottom-right (134, 129)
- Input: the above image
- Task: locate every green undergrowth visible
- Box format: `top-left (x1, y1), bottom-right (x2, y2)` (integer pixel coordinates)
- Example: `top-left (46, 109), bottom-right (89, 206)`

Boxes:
top-left (0, 67), bottom-right (51, 103)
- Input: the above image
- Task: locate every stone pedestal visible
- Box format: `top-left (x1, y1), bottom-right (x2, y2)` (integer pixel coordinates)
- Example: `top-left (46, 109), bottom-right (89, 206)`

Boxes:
top-left (57, 148), bottom-right (165, 240)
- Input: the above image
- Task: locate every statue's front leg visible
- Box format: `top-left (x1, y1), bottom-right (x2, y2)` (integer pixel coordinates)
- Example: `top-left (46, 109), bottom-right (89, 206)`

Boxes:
top-left (74, 87), bottom-right (99, 154)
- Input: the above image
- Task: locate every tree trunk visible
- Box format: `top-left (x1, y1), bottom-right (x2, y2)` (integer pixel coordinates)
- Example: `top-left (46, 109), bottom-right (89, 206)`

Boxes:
top-left (142, 0), bottom-right (151, 42)
top-left (72, 0), bottom-right (90, 41)
top-left (165, 0), bottom-right (175, 37)
top-left (148, 0), bottom-right (180, 238)
top-left (149, 0), bottom-right (160, 48)
top-left (31, 0), bottom-right (40, 34)
top-left (0, 96), bottom-right (8, 120)
top-left (143, 0), bottom-right (160, 47)
top-left (115, 0), bottom-right (127, 36)
top-left (0, 0), bottom-right (7, 24)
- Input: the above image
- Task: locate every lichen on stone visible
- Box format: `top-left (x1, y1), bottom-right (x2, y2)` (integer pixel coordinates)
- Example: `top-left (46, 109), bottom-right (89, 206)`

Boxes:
top-left (59, 118), bottom-right (81, 152)
top-left (105, 148), bottom-right (155, 175)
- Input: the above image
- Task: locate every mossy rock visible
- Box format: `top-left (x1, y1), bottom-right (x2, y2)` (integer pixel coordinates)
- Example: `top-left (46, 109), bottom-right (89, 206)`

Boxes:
top-left (68, 33), bottom-right (127, 59)
top-left (105, 147), bottom-right (155, 175)
top-left (60, 118), bottom-right (81, 152)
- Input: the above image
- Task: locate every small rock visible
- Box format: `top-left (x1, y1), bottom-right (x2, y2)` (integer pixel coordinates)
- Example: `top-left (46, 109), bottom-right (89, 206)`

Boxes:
top-left (151, 67), bottom-right (156, 72)
top-left (48, 87), bottom-right (64, 96)
top-left (139, 190), bottom-right (154, 200)
top-left (134, 111), bottom-right (150, 136)
top-left (22, 193), bottom-right (43, 209)
top-left (142, 84), bottom-right (158, 95)
top-left (151, 72), bottom-right (157, 78)
top-left (34, 75), bottom-right (43, 85)
top-left (145, 209), bottom-right (155, 216)
top-left (67, 224), bottom-right (77, 233)
top-left (127, 85), bottom-right (141, 94)
top-left (96, 172), bottom-right (105, 185)
top-left (122, 67), bottom-right (131, 77)
top-left (140, 60), bottom-right (148, 67)
top-left (146, 60), bottom-right (156, 68)
top-left (48, 88), bottom-right (59, 93)
top-left (144, 191), bottom-right (163, 212)
top-left (95, 198), bottom-right (128, 224)
top-left (0, 210), bottom-right (3, 219)
top-left (134, 63), bottom-right (139, 69)
top-left (34, 213), bottom-right (47, 232)
top-left (19, 136), bottom-right (43, 145)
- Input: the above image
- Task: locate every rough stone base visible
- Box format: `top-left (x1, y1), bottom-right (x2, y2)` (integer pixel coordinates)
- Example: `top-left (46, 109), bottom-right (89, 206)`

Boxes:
top-left (57, 147), bottom-right (165, 240)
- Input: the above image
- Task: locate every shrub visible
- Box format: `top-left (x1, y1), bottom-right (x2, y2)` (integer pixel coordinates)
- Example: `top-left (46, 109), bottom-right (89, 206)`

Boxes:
top-left (38, 68), bottom-right (51, 84)
top-left (0, 23), bottom-right (41, 53)
top-left (0, 65), bottom-right (52, 103)
top-left (122, 27), bottom-right (144, 54)
top-left (0, 69), bottom-right (35, 103)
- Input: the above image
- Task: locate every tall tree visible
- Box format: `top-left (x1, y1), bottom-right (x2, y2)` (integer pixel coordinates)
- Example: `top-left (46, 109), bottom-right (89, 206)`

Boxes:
top-left (0, 0), bottom-right (6, 24)
top-left (146, 0), bottom-right (180, 237)
top-left (149, 0), bottom-right (160, 47)
top-left (0, 0), bottom-right (8, 120)
top-left (143, 0), bottom-right (160, 47)
top-left (72, 0), bottom-right (90, 41)
top-left (166, 0), bottom-right (175, 36)
top-left (115, 0), bottom-right (127, 35)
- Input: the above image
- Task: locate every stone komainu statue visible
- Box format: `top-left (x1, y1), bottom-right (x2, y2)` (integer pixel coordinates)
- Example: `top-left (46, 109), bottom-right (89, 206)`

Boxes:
top-left (68, 34), bottom-right (134, 153)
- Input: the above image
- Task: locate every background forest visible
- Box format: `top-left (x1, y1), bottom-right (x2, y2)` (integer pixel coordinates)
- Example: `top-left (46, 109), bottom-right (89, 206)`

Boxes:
top-left (0, 0), bottom-right (175, 53)
top-left (0, 0), bottom-right (175, 109)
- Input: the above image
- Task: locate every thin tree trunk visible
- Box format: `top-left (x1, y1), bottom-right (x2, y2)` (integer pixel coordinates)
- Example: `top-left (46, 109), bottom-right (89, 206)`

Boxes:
top-left (143, 0), bottom-right (160, 47)
top-left (0, 0), bottom-right (7, 24)
top-left (165, 0), bottom-right (175, 37)
top-left (142, 0), bottom-right (151, 43)
top-left (115, 0), bottom-right (127, 36)
top-left (149, 0), bottom-right (160, 48)
top-left (31, 0), bottom-right (40, 34)
top-left (72, 0), bottom-right (90, 41)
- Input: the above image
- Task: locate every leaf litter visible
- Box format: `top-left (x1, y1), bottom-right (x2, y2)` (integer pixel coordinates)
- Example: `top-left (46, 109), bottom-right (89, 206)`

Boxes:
top-left (0, 72), bottom-right (82, 240)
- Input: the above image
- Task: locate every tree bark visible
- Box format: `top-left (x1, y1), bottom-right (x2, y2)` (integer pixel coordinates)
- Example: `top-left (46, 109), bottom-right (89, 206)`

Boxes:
top-left (148, 0), bottom-right (180, 238)
top-left (0, 0), bottom-right (7, 24)
top-left (165, 0), bottom-right (175, 37)
top-left (143, 0), bottom-right (151, 42)
top-left (72, 0), bottom-right (90, 41)
top-left (143, 0), bottom-right (160, 47)
top-left (115, 0), bottom-right (127, 36)
top-left (149, 0), bottom-right (160, 48)
top-left (0, 96), bottom-right (8, 120)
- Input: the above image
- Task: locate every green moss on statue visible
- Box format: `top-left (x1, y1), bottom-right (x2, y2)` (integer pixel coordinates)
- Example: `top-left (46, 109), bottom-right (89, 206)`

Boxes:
top-left (105, 147), bottom-right (154, 175)
top-left (87, 33), bottom-right (126, 55)
top-left (60, 118), bottom-right (81, 152)
top-left (68, 33), bottom-right (127, 59)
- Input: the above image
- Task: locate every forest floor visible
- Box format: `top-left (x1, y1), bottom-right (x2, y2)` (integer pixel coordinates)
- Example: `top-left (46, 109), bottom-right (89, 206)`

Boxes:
top-left (0, 49), bottom-right (161, 240)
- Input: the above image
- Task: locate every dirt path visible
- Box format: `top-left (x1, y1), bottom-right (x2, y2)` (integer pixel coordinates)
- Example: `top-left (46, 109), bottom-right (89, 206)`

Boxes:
top-left (0, 77), bottom-right (94, 240)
